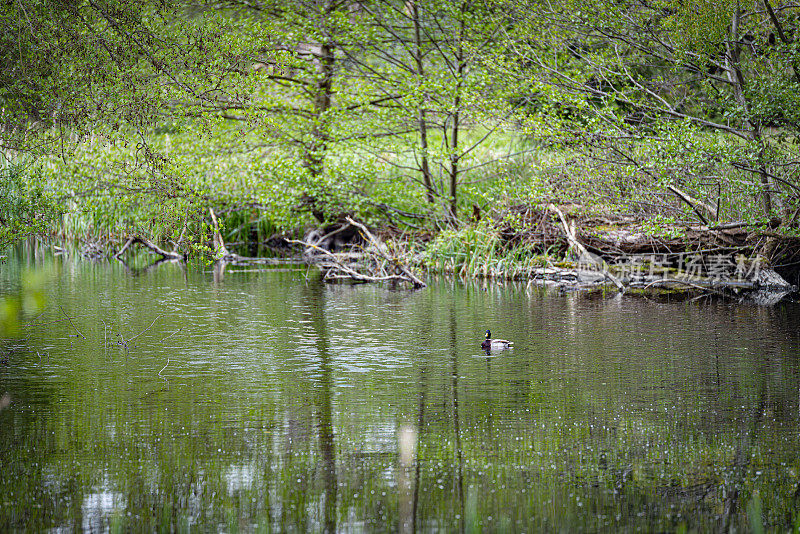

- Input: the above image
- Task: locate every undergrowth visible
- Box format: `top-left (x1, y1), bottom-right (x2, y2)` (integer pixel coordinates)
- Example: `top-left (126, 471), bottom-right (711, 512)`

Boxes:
top-left (421, 222), bottom-right (552, 279)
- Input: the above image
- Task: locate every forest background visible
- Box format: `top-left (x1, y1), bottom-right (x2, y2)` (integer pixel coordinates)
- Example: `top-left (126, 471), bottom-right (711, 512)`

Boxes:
top-left (2, 0), bottom-right (799, 279)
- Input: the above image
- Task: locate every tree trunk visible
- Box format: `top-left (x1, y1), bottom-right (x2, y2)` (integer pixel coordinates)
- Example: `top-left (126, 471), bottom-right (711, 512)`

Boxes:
top-left (447, 5), bottom-right (468, 223)
top-left (303, 3), bottom-right (337, 222)
top-left (726, 6), bottom-right (775, 217)
top-left (411, 1), bottom-right (435, 205)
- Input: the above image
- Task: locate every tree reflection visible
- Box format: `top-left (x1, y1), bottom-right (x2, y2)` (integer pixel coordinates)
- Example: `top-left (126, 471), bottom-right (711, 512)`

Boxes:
top-left (302, 280), bottom-right (338, 533)
top-left (449, 309), bottom-right (466, 534)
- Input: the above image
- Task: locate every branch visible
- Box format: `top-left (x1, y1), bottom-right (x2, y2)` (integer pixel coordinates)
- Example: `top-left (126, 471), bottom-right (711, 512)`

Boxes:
top-left (345, 216), bottom-right (427, 288)
top-left (114, 236), bottom-right (184, 260)
top-left (128, 315), bottom-right (163, 343)
top-left (209, 207), bottom-right (231, 258)
top-left (59, 306), bottom-right (86, 339)
top-left (667, 185), bottom-right (716, 225)
top-left (548, 204), bottom-right (624, 290)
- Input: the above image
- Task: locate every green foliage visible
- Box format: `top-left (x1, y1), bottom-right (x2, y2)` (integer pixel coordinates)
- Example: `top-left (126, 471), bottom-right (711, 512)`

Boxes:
top-left (3, 0), bottom-right (800, 259)
top-left (0, 163), bottom-right (59, 247)
top-left (502, 0), bottom-right (800, 225)
top-left (641, 215), bottom-right (686, 239)
top-left (668, 0), bottom-right (737, 56)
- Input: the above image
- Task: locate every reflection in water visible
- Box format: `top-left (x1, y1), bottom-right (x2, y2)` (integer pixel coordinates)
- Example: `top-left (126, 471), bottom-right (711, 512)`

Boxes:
top-left (398, 424), bottom-right (416, 534)
top-left (1, 245), bottom-right (800, 531)
top-left (409, 362), bottom-right (424, 534)
top-left (449, 309), bottom-right (465, 534)
top-left (304, 282), bottom-right (338, 534)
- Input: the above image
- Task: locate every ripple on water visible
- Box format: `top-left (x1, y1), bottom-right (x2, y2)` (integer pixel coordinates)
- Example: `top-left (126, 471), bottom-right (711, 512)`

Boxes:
top-left (6, 256), bottom-right (800, 533)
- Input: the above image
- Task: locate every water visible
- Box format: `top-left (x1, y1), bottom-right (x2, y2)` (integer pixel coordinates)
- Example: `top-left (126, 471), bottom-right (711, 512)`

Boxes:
top-left (2, 245), bottom-right (800, 532)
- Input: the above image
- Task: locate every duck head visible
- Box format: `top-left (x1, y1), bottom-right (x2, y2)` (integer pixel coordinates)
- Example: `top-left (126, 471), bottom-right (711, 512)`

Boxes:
top-left (485, 329), bottom-right (491, 339)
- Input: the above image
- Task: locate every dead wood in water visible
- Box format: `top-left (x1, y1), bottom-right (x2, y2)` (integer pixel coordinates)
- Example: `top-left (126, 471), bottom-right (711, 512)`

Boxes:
top-left (345, 217), bottom-right (427, 288)
top-left (59, 306), bottom-right (86, 339)
top-left (285, 238), bottom-right (400, 284)
top-left (548, 204), bottom-right (624, 290)
top-left (288, 217), bottom-right (426, 288)
top-left (487, 203), bottom-right (797, 296)
top-left (114, 236), bottom-right (184, 261)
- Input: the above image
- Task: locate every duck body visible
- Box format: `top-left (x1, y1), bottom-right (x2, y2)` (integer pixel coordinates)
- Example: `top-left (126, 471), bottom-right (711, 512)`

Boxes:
top-left (481, 330), bottom-right (513, 350)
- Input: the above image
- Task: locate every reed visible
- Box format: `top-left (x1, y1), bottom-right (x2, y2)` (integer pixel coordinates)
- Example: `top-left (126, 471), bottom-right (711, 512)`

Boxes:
top-left (421, 222), bottom-right (551, 280)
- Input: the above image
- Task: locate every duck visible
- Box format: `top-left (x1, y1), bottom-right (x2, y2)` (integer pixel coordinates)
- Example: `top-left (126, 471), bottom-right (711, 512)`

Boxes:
top-left (481, 329), bottom-right (513, 350)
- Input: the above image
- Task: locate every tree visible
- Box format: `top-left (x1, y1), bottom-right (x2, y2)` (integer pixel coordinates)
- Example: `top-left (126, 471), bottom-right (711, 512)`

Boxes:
top-left (498, 0), bottom-right (800, 236)
top-left (174, 0), bottom-right (386, 224)
top-left (339, 0), bottom-right (519, 224)
top-left (0, 0), bottom-right (236, 243)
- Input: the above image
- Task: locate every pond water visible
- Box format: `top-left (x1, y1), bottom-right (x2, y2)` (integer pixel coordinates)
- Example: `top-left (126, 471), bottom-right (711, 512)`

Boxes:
top-left (2, 244), bottom-right (800, 532)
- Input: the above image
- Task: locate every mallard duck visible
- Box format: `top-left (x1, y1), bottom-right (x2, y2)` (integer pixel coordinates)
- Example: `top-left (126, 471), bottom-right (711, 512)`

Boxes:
top-left (481, 329), bottom-right (513, 350)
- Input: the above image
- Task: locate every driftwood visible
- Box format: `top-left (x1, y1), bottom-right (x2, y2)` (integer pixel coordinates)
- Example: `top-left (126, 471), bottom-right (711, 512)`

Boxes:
top-left (114, 236), bottom-right (184, 260)
top-left (345, 216), bottom-right (427, 288)
top-left (285, 238), bottom-right (399, 284)
top-left (548, 204), bottom-right (624, 290)
top-left (288, 217), bottom-right (426, 288)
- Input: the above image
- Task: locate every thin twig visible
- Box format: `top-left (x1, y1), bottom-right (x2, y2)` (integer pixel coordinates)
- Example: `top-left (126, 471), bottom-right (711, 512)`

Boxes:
top-left (101, 318), bottom-right (108, 355)
top-left (159, 327), bottom-right (182, 342)
top-left (28, 310), bottom-right (47, 324)
top-left (23, 314), bottom-right (93, 327)
top-left (128, 315), bottom-right (163, 343)
top-left (158, 356), bottom-right (170, 377)
top-left (59, 306), bottom-right (86, 339)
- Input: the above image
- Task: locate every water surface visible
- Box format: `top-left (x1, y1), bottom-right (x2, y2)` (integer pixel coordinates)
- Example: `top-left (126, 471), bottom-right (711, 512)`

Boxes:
top-left (2, 244), bottom-right (800, 532)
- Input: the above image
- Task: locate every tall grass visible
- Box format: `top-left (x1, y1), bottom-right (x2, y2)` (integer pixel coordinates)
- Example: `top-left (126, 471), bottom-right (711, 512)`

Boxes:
top-left (421, 222), bottom-right (551, 279)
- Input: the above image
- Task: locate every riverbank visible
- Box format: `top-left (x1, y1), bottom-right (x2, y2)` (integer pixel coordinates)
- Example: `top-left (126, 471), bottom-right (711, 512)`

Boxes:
top-left (35, 200), bottom-right (799, 304)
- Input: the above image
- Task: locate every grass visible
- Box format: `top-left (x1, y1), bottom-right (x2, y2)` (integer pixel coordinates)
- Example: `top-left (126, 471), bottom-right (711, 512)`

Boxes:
top-left (421, 222), bottom-right (552, 279)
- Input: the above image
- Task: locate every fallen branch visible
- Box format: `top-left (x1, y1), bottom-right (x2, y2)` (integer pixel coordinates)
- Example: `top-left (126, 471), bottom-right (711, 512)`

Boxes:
top-left (159, 356), bottom-right (170, 378)
top-left (688, 221), bottom-right (754, 231)
top-left (23, 313), bottom-right (93, 327)
top-left (128, 315), bottom-right (163, 343)
top-left (345, 216), bottom-right (427, 288)
top-left (286, 239), bottom-right (398, 284)
top-left (667, 185), bottom-right (716, 225)
top-left (159, 327), bottom-right (183, 342)
top-left (114, 236), bottom-right (184, 260)
top-left (59, 306), bottom-right (86, 339)
top-left (314, 223), bottom-right (352, 246)
top-left (287, 221), bottom-right (426, 288)
top-left (548, 204), bottom-right (624, 290)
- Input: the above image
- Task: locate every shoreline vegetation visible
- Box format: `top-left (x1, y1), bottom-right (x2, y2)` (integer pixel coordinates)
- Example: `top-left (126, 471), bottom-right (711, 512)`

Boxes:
top-left (22, 199), bottom-right (797, 304)
top-left (3, 1), bottom-right (800, 303)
